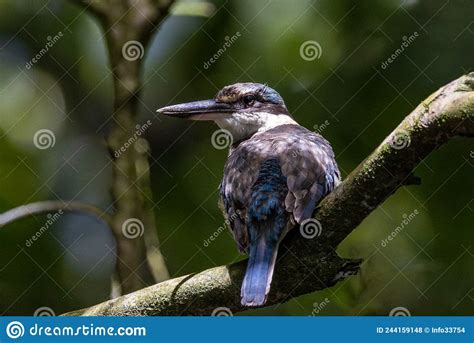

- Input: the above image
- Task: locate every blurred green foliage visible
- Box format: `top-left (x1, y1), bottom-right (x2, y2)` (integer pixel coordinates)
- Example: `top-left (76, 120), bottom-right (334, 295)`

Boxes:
top-left (0, 0), bottom-right (472, 315)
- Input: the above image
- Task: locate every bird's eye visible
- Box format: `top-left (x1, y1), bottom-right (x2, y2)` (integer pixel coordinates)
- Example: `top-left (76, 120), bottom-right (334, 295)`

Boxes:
top-left (243, 95), bottom-right (256, 106)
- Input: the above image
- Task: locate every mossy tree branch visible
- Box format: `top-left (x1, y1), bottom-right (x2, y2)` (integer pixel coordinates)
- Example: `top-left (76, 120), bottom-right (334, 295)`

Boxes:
top-left (62, 73), bottom-right (474, 315)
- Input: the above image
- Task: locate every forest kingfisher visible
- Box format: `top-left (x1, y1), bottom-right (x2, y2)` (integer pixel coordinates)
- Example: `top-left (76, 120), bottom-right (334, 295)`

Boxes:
top-left (157, 83), bottom-right (341, 307)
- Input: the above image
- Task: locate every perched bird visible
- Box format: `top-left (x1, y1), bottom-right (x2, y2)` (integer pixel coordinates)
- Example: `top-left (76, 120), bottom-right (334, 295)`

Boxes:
top-left (157, 83), bottom-right (340, 306)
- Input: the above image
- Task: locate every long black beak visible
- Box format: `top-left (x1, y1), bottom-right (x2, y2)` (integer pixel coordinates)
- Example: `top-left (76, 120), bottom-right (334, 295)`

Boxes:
top-left (156, 99), bottom-right (233, 121)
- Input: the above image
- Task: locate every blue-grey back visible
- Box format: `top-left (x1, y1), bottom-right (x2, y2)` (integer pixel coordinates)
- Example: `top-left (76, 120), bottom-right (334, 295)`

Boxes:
top-left (219, 124), bottom-right (340, 251)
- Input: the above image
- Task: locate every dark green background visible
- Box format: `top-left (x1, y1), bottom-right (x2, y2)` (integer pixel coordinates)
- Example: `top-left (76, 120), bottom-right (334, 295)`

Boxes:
top-left (0, 0), bottom-right (472, 315)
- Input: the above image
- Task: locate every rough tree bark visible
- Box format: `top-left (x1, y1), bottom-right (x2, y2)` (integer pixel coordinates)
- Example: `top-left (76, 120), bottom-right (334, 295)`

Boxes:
top-left (62, 73), bottom-right (473, 315)
top-left (70, 0), bottom-right (174, 294)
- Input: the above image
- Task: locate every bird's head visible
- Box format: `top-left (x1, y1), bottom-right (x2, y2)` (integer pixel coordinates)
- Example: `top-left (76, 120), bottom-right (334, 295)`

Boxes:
top-left (157, 82), bottom-right (296, 142)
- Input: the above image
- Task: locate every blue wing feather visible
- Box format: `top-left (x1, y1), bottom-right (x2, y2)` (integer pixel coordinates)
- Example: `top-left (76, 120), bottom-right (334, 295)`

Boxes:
top-left (241, 158), bottom-right (288, 306)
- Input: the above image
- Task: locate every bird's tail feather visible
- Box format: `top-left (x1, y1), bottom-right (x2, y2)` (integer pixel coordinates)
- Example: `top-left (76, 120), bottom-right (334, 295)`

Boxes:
top-left (242, 158), bottom-right (288, 307)
top-left (241, 230), bottom-right (280, 307)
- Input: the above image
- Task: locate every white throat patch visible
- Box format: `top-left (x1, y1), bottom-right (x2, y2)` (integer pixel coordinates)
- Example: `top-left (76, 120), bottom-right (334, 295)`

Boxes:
top-left (214, 112), bottom-right (297, 142)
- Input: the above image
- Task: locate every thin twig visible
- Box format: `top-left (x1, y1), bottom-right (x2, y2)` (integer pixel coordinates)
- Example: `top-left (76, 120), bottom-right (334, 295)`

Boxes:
top-left (0, 201), bottom-right (112, 228)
